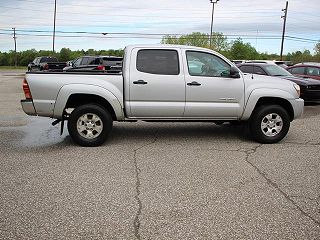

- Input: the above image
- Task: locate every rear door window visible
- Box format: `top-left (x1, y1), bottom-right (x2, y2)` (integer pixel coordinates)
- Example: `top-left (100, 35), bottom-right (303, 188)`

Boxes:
top-left (253, 66), bottom-right (267, 75)
top-left (307, 67), bottom-right (320, 76)
top-left (239, 65), bottom-right (254, 74)
top-left (136, 49), bottom-right (179, 75)
top-left (290, 67), bottom-right (305, 75)
top-left (80, 57), bottom-right (92, 65)
top-left (73, 58), bottom-right (82, 67)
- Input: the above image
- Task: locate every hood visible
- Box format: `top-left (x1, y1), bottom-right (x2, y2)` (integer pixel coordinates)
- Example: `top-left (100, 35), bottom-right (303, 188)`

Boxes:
top-left (242, 73), bottom-right (299, 99)
top-left (278, 75), bottom-right (320, 86)
top-left (244, 73), bottom-right (295, 86)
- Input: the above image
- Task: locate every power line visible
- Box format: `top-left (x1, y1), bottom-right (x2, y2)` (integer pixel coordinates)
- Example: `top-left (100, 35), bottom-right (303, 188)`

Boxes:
top-left (0, 28), bottom-right (286, 37)
top-left (1, 31), bottom-right (317, 43)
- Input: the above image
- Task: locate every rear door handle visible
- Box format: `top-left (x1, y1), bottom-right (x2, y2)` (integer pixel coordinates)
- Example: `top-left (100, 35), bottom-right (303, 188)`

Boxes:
top-left (133, 80), bottom-right (148, 85)
top-left (187, 81), bottom-right (201, 86)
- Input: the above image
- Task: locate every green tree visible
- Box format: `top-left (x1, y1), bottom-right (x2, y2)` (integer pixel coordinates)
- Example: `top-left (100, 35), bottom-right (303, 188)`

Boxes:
top-left (314, 42), bottom-right (320, 56)
top-left (286, 50), bottom-right (313, 63)
top-left (59, 48), bottom-right (72, 62)
top-left (161, 32), bottom-right (229, 52)
top-left (229, 38), bottom-right (258, 60)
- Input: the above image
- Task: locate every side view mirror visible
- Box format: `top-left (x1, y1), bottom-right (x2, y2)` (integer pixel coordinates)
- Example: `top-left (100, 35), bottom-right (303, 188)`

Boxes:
top-left (230, 66), bottom-right (240, 78)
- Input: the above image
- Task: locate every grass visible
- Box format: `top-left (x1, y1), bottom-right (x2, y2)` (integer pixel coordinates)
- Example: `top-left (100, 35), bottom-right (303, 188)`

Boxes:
top-left (0, 66), bottom-right (27, 70)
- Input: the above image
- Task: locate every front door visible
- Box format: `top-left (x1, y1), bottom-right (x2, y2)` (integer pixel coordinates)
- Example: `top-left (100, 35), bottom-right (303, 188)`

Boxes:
top-left (184, 50), bottom-right (245, 118)
top-left (128, 48), bottom-right (185, 118)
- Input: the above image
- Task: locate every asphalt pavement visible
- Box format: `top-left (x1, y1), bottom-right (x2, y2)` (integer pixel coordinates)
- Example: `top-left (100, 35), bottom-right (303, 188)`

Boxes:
top-left (0, 70), bottom-right (319, 239)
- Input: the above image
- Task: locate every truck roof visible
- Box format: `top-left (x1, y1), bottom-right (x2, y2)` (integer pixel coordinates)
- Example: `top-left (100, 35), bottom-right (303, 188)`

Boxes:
top-left (125, 44), bottom-right (220, 54)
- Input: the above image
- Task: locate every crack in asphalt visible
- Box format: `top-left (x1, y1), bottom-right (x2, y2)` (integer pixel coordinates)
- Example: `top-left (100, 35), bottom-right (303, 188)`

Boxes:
top-left (290, 195), bottom-right (320, 214)
top-left (284, 141), bottom-right (320, 146)
top-left (242, 144), bottom-right (320, 227)
top-left (132, 131), bottom-right (158, 240)
top-left (131, 136), bottom-right (320, 238)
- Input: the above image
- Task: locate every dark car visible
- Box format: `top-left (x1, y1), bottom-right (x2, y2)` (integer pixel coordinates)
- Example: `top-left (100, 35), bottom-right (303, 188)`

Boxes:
top-left (28, 56), bottom-right (67, 71)
top-left (287, 63), bottom-right (320, 81)
top-left (64, 56), bottom-right (123, 73)
top-left (238, 63), bottom-right (320, 102)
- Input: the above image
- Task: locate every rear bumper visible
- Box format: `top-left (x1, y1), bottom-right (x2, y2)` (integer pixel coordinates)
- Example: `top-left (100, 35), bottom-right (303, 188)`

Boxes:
top-left (289, 98), bottom-right (304, 119)
top-left (21, 99), bottom-right (37, 116)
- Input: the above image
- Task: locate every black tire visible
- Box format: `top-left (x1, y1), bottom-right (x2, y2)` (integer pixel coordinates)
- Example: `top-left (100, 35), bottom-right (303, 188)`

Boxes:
top-left (249, 105), bottom-right (290, 144)
top-left (67, 104), bottom-right (113, 147)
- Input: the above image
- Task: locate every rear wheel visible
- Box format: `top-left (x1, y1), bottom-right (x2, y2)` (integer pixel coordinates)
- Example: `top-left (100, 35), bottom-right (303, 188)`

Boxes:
top-left (67, 104), bottom-right (113, 147)
top-left (249, 105), bottom-right (290, 144)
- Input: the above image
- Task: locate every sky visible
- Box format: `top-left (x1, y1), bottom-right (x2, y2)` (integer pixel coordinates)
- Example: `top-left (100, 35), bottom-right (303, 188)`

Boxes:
top-left (0, 0), bottom-right (319, 54)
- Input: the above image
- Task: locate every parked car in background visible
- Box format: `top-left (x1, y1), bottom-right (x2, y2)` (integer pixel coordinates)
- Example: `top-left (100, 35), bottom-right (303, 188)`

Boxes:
top-left (287, 63), bottom-right (320, 81)
top-left (231, 60), bottom-right (246, 65)
top-left (28, 56), bottom-right (67, 71)
top-left (238, 62), bottom-right (320, 102)
top-left (63, 56), bottom-right (123, 73)
top-left (244, 60), bottom-right (292, 68)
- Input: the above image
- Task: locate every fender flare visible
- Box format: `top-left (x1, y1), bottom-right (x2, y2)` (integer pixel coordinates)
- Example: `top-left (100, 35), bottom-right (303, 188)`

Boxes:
top-left (241, 88), bottom-right (296, 120)
top-left (53, 84), bottom-right (124, 120)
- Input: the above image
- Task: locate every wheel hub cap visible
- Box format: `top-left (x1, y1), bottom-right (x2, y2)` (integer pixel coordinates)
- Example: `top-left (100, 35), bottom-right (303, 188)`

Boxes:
top-left (261, 113), bottom-right (283, 137)
top-left (77, 113), bottom-right (103, 139)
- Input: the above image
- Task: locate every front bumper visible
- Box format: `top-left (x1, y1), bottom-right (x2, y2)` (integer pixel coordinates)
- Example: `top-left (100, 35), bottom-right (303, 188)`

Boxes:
top-left (289, 98), bottom-right (304, 119)
top-left (21, 99), bottom-right (37, 116)
top-left (302, 89), bottom-right (320, 102)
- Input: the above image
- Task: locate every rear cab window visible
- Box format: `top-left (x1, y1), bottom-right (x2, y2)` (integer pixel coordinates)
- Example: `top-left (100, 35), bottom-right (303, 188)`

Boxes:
top-left (40, 57), bottom-right (58, 63)
top-left (136, 49), bottom-right (180, 75)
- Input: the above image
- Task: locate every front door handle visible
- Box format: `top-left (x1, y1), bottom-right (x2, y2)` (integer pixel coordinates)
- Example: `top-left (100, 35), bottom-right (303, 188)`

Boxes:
top-left (133, 80), bottom-right (148, 85)
top-left (187, 81), bottom-right (201, 86)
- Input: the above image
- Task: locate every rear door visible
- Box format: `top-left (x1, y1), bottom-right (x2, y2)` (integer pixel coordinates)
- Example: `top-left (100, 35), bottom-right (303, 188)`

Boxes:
top-left (128, 48), bottom-right (185, 117)
top-left (183, 50), bottom-right (245, 118)
top-left (306, 67), bottom-right (320, 80)
top-left (288, 66), bottom-right (307, 78)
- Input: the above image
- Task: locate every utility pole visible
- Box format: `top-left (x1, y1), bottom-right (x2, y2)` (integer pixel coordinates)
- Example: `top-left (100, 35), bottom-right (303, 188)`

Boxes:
top-left (12, 27), bottom-right (17, 67)
top-left (52, 0), bottom-right (57, 53)
top-left (209, 0), bottom-right (220, 49)
top-left (280, 1), bottom-right (288, 60)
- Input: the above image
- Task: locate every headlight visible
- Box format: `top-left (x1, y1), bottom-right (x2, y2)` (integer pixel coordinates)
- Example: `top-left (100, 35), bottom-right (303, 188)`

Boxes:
top-left (293, 83), bottom-right (300, 97)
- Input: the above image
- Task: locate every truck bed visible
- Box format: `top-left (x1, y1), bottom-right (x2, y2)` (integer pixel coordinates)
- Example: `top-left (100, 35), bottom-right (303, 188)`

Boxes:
top-left (25, 71), bottom-right (124, 118)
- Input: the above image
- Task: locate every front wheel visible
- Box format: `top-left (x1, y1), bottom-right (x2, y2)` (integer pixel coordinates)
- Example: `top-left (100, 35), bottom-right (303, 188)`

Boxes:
top-left (67, 104), bottom-right (113, 147)
top-left (249, 105), bottom-right (290, 144)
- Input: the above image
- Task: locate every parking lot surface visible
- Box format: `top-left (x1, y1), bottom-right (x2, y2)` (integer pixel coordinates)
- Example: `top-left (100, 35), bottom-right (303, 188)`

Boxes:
top-left (0, 70), bottom-right (319, 239)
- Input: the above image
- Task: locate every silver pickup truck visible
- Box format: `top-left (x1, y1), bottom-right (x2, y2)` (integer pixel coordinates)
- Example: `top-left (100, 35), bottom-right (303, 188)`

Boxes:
top-left (21, 44), bottom-right (304, 146)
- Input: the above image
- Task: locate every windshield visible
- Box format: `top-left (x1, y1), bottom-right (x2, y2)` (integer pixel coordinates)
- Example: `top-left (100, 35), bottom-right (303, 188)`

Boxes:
top-left (265, 65), bottom-right (291, 76)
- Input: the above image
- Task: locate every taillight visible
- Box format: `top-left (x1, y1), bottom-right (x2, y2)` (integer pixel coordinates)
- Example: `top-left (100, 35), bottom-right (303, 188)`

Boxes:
top-left (23, 78), bottom-right (32, 99)
top-left (96, 65), bottom-right (105, 71)
top-left (44, 64), bottom-right (49, 70)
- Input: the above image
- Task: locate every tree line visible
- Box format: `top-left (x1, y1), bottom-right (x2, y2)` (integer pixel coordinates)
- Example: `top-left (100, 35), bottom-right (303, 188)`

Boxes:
top-left (1, 32), bottom-right (319, 66)
top-left (161, 32), bottom-right (320, 63)
top-left (0, 48), bottom-right (124, 67)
